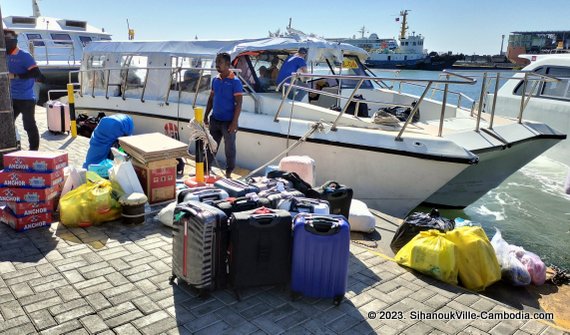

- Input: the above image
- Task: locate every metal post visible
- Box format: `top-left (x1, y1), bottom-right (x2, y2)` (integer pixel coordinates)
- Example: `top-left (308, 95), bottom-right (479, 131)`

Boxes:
top-left (518, 73), bottom-right (528, 124)
top-left (67, 83), bottom-right (77, 138)
top-left (194, 107), bottom-right (205, 182)
top-left (437, 75), bottom-right (449, 137)
top-left (331, 79), bottom-right (364, 131)
top-left (274, 74), bottom-right (298, 122)
top-left (489, 72), bottom-right (500, 129)
top-left (395, 81), bottom-right (432, 141)
top-left (475, 72), bottom-right (488, 132)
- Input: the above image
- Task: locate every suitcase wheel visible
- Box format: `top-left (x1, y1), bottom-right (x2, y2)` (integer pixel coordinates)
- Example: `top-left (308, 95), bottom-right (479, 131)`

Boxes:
top-left (169, 274), bottom-right (176, 284)
top-left (290, 291), bottom-right (302, 301)
top-left (333, 295), bottom-right (343, 306)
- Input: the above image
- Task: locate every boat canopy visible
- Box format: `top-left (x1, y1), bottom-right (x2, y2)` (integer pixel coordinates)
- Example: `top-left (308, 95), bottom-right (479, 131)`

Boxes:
top-left (83, 35), bottom-right (368, 63)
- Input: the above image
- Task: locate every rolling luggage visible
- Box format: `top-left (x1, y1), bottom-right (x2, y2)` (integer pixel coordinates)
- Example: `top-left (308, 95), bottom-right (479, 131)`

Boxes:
top-left (46, 101), bottom-right (71, 134)
top-left (312, 181), bottom-right (353, 219)
top-left (291, 214), bottom-right (350, 304)
top-left (278, 155), bottom-right (316, 186)
top-left (177, 187), bottom-right (229, 204)
top-left (246, 176), bottom-right (293, 192)
top-left (170, 201), bottom-right (229, 293)
top-left (213, 178), bottom-right (259, 197)
top-left (212, 196), bottom-right (270, 216)
top-left (278, 197), bottom-right (330, 216)
top-left (229, 208), bottom-right (292, 297)
top-left (258, 188), bottom-right (304, 208)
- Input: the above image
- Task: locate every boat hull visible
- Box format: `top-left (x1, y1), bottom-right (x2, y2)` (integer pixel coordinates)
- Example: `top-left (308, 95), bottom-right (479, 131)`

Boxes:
top-left (424, 136), bottom-right (563, 208)
top-left (77, 106), bottom-right (469, 218)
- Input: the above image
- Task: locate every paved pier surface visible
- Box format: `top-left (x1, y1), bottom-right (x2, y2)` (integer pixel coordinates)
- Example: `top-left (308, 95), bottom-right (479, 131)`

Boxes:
top-left (0, 106), bottom-right (567, 335)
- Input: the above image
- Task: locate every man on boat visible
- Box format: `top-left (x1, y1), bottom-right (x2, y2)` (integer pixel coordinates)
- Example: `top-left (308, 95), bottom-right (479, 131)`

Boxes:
top-left (276, 47), bottom-right (309, 101)
top-left (205, 53), bottom-right (243, 178)
top-left (4, 29), bottom-right (43, 151)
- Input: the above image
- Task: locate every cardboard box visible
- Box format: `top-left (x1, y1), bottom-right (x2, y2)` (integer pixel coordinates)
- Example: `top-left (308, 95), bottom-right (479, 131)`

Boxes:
top-left (0, 207), bottom-right (53, 232)
top-left (3, 151), bottom-right (68, 172)
top-left (0, 185), bottom-right (60, 203)
top-left (132, 159), bottom-right (177, 204)
top-left (5, 200), bottom-right (55, 217)
top-left (0, 169), bottom-right (64, 188)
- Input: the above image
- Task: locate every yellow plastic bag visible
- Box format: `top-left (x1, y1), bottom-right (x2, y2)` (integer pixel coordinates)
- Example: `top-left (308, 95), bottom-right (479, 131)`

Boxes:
top-left (59, 174), bottom-right (123, 227)
top-left (445, 226), bottom-right (501, 291)
top-left (395, 230), bottom-right (458, 285)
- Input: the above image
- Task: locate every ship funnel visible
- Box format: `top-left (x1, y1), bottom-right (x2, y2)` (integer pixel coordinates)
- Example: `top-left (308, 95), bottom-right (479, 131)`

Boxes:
top-left (32, 0), bottom-right (42, 18)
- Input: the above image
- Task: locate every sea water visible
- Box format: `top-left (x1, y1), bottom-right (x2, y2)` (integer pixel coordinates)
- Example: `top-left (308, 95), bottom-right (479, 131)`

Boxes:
top-left (370, 69), bottom-right (570, 268)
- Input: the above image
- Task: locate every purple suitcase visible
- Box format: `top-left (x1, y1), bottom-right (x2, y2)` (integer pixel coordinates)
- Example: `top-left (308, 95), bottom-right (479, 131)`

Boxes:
top-left (291, 213), bottom-right (350, 305)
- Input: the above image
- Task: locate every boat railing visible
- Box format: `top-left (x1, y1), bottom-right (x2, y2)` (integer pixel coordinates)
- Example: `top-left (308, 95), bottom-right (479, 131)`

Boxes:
top-left (275, 72), bottom-right (477, 139)
top-left (71, 66), bottom-right (260, 112)
top-left (396, 79), bottom-right (477, 113)
top-left (28, 40), bottom-right (77, 65)
top-left (442, 70), bottom-right (560, 128)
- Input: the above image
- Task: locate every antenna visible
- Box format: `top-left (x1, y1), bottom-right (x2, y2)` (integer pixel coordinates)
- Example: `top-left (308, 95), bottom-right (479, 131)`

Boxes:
top-left (288, 18), bottom-right (292, 29)
top-left (126, 19), bottom-right (135, 40)
top-left (358, 26), bottom-right (369, 39)
top-left (32, 0), bottom-right (42, 18)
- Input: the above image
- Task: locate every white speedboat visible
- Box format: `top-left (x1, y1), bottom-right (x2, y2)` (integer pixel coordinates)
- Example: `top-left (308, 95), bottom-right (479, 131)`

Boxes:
top-left (71, 34), bottom-right (564, 217)
top-left (2, 0), bottom-right (111, 86)
top-left (485, 54), bottom-right (570, 167)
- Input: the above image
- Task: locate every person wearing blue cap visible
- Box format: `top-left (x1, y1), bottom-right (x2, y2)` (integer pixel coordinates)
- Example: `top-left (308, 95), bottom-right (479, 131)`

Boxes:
top-left (276, 48), bottom-right (309, 101)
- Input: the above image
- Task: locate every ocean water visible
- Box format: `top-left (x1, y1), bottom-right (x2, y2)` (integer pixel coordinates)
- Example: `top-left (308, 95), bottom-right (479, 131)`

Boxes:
top-left (370, 69), bottom-right (570, 269)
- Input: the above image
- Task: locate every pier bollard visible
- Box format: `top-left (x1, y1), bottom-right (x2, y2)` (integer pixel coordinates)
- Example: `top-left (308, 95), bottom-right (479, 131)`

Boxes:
top-left (194, 107), bottom-right (205, 183)
top-left (67, 83), bottom-right (77, 138)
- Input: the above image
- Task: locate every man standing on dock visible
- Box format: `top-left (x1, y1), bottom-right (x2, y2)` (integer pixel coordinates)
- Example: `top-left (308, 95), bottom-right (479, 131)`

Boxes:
top-left (205, 52), bottom-right (243, 178)
top-left (4, 29), bottom-right (43, 151)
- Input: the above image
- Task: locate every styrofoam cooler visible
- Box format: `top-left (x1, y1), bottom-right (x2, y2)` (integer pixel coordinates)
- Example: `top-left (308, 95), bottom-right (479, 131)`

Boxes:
top-left (278, 155), bottom-right (315, 186)
top-left (46, 101), bottom-right (71, 134)
top-left (348, 199), bottom-right (376, 233)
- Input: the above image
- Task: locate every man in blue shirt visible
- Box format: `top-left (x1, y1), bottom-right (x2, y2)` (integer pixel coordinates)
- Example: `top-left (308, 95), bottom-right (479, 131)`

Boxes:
top-left (4, 29), bottom-right (43, 151)
top-left (277, 47), bottom-right (309, 101)
top-left (205, 53), bottom-right (243, 178)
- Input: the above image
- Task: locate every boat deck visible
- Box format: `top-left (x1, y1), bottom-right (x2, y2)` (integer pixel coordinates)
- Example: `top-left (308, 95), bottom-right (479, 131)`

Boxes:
top-left (1, 106), bottom-right (567, 335)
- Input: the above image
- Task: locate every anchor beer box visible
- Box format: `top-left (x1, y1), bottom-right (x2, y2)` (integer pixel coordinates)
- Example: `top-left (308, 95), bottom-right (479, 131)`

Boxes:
top-left (0, 169), bottom-right (64, 188)
top-left (3, 151), bottom-right (68, 172)
top-left (0, 207), bottom-right (52, 232)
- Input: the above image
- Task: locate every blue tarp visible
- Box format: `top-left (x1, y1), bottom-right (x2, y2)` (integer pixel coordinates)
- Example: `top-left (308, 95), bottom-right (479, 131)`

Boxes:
top-left (83, 114), bottom-right (134, 168)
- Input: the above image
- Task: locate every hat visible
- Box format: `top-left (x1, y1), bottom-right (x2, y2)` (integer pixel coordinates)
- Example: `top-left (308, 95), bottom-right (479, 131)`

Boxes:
top-left (298, 47), bottom-right (308, 55)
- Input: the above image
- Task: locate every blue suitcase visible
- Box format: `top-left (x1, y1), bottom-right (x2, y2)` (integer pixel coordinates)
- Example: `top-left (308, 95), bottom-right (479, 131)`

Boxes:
top-left (291, 214), bottom-right (350, 305)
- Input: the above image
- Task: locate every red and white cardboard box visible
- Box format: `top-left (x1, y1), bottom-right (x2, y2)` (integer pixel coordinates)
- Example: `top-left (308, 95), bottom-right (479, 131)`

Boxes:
top-left (5, 200), bottom-right (55, 217)
top-left (0, 169), bottom-right (64, 188)
top-left (3, 151), bottom-right (68, 172)
top-left (0, 185), bottom-right (60, 203)
top-left (0, 207), bottom-right (52, 232)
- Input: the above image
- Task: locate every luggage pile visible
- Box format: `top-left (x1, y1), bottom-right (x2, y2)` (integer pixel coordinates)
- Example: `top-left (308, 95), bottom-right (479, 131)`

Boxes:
top-left (0, 151), bottom-right (68, 231)
top-left (166, 172), bottom-right (355, 304)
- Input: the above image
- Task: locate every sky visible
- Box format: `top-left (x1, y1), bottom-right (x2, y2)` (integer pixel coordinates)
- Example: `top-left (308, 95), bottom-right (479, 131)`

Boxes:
top-left (1, 0), bottom-right (569, 55)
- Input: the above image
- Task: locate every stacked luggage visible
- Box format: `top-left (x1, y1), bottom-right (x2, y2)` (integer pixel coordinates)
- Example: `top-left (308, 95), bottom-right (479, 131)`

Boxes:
top-left (170, 171), bottom-right (354, 304)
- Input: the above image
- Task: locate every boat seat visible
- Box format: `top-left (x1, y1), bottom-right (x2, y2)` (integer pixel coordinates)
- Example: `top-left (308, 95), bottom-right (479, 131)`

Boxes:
top-left (313, 87), bottom-right (339, 109)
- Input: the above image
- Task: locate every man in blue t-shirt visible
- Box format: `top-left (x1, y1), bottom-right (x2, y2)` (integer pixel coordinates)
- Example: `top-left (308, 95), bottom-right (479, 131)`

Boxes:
top-left (276, 47), bottom-right (309, 101)
top-left (205, 53), bottom-right (243, 178)
top-left (4, 29), bottom-right (43, 151)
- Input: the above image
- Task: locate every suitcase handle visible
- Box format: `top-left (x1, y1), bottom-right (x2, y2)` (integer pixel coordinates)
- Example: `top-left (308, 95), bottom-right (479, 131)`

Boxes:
top-left (304, 216), bottom-right (341, 235)
top-left (249, 214), bottom-right (278, 227)
top-left (321, 180), bottom-right (341, 190)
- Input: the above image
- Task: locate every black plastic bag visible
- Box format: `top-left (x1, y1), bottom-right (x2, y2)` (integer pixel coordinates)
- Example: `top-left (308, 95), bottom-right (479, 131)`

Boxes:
top-left (379, 101), bottom-right (420, 123)
top-left (390, 208), bottom-right (454, 253)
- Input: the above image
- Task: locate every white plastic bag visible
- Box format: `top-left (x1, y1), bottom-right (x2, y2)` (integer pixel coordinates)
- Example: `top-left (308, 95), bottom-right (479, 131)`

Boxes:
top-left (157, 201), bottom-right (177, 228)
top-left (348, 199), bottom-right (375, 233)
top-left (108, 148), bottom-right (144, 196)
top-left (61, 166), bottom-right (86, 197)
top-left (491, 229), bottom-right (531, 286)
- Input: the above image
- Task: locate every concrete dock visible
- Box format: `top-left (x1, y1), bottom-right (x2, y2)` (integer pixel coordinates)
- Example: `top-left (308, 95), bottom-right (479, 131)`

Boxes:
top-left (0, 106), bottom-right (568, 335)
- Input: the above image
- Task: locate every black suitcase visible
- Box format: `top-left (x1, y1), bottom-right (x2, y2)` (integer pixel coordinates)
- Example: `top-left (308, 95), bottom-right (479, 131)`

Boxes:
top-left (214, 178), bottom-right (260, 197)
top-left (229, 208), bottom-right (292, 297)
top-left (170, 201), bottom-right (229, 293)
top-left (212, 196), bottom-right (271, 216)
top-left (312, 181), bottom-right (353, 219)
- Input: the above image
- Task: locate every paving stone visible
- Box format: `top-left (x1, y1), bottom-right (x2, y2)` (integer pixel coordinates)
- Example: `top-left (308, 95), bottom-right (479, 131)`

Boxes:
top-left (49, 298), bottom-right (88, 315)
top-left (36, 263), bottom-right (59, 276)
top-left (189, 297), bottom-right (226, 317)
top-left (470, 297), bottom-right (498, 313)
top-left (99, 302), bottom-right (137, 320)
top-left (4, 270), bottom-right (42, 286)
top-left (113, 323), bottom-right (143, 335)
top-left (402, 322), bottom-right (434, 335)
top-left (462, 325), bottom-right (494, 334)
top-left (61, 270), bottom-right (85, 284)
top-left (132, 296), bottom-right (161, 315)
top-left (0, 292), bottom-right (15, 304)
top-left (23, 295), bottom-right (63, 313)
top-left (239, 301), bottom-right (273, 320)
top-left (29, 309), bottom-right (57, 331)
top-left (54, 305), bottom-right (95, 324)
top-left (219, 321), bottom-right (260, 335)
top-left (101, 283), bottom-right (136, 298)
top-left (2, 322), bottom-right (37, 335)
top-left (105, 309), bottom-right (145, 328)
top-left (0, 315), bottom-right (31, 332)
top-left (104, 271), bottom-right (130, 286)
top-left (423, 294), bottom-right (452, 310)
top-left (66, 329), bottom-right (90, 335)
top-left (79, 314), bottom-right (109, 334)
top-left (251, 315), bottom-right (286, 335)
top-left (33, 278), bottom-right (69, 293)
top-left (108, 288), bottom-right (145, 305)
top-left (520, 320), bottom-right (547, 334)
top-left (194, 321), bottom-right (232, 335)
top-left (139, 316), bottom-right (178, 335)
top-left (56, 286), bottom-right (82, 302)
top-left (85, 292), bottom-right (112, 311)
top-left (131, 310), bottom-right (169, 329)
top-left (108, 258), bottom-right (131, 271)
top-left (181, 313), bottom-right (220, 333)
top-left (540, 326), bottom-right (568, 335)
top-left (8, 282), bottom-right (34, 299)
top-left (0, 300), bottom-right (26, 320)
top-left (454, 293), bottom-right (481, 307)
top-left (40, 320), bottom-right (82, 335)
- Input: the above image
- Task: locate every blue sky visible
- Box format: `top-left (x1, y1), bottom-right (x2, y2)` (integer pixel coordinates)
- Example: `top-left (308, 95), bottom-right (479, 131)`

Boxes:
top-left (2, 0), bottom-right (569, 55)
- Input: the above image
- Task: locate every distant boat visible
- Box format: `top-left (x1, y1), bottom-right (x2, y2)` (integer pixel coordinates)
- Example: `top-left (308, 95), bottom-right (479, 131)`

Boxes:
top-left (2, 0), bottom-right (111, 86)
